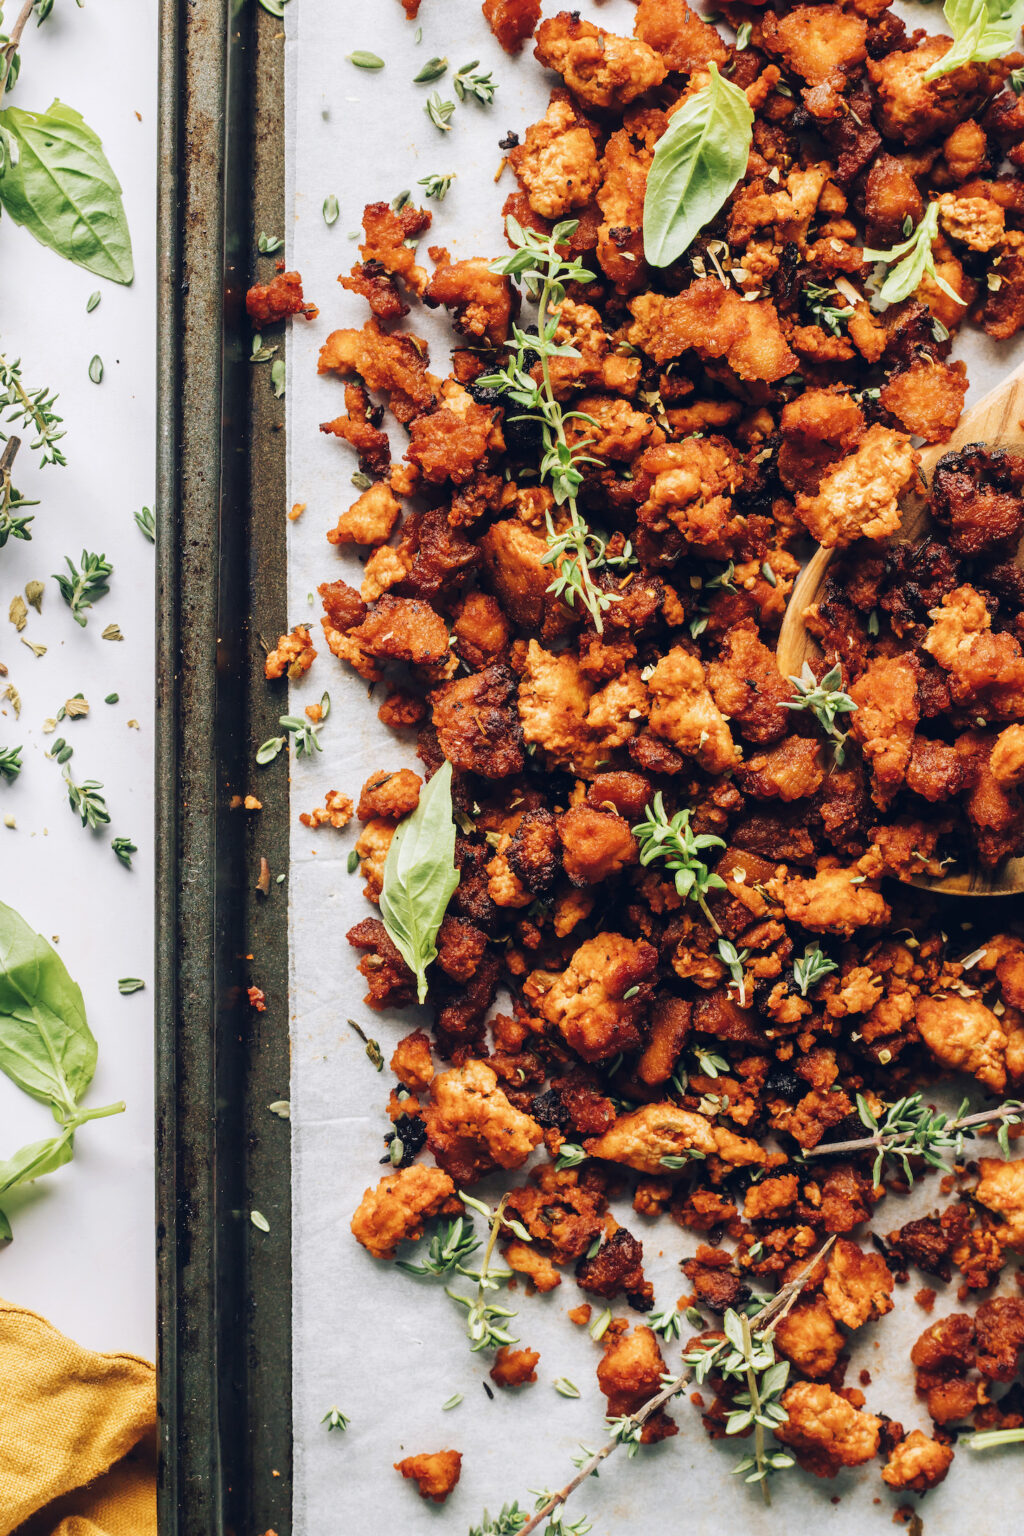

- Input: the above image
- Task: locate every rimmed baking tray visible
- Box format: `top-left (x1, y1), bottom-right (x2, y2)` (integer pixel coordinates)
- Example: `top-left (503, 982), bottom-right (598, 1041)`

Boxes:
top-left (155, 1), bottom-right (292, 1530)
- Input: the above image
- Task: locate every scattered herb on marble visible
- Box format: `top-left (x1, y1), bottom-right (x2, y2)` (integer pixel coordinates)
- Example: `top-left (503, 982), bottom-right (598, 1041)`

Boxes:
top-left (418, 171), bottom-right (455, 200)
top-left (414, 56), bottom-right (448, 83)
top-left (250, 1209), bottom-right (270, 1232)
top-left (111, 835), bottom-right (136, 868)
top-left (257, 230), bottom-right (283, 253)
top-left (453, 60), bottom-right (496, 104)
top-left (0, 348), bottom-right (66, 467)
top-left (53, 549), bottom-right (112, 626)
top-left (322, 193), bottom-right (339, 226)
top-left (63, 768), bottom-right (110, 830)
top-left (117, 977), bottom-right (144, 995)
top-left (134, 505), bottom-right (155, 542)
top-left (87, 353), bottom-right (103, 383)
top-left (322, 1406), bottom-right (350, 1431)
top-left (347, 50), bottom-right (384, 69)
top-left (0, 744), bottom-right (22, 780)
top-left (426, 91), bottom-right (456, 131)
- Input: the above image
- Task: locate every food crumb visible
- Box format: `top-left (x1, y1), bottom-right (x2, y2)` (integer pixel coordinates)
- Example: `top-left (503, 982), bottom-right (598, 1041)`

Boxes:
top-left (299, 790), bottom-right (354, 829)
top-left (247, 986), bottom-right (266, 1012)
top-left (914, 1287), bottom-right (937, 1312)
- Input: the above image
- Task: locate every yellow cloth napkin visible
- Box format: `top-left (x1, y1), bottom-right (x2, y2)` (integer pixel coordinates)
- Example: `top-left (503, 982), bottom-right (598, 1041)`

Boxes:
top-left (0, 1297), bottom-right (156, 1536)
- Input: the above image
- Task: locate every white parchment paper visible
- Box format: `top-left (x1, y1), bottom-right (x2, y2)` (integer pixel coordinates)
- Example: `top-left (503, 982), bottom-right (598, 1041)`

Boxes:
top-left (284, 3), bottom-right (1024, 1530)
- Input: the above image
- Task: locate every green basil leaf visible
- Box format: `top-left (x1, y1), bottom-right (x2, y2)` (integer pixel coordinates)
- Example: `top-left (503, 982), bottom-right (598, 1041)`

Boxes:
top-left (0, 1128), bottom-right (75, 1201)
top-left (0, 100), bottom-right (134, 284)
top-left (924, 0), bottom-right (1024, 77)
top-left (643, 64), bottom-right (753, 269)
top-left (379, 759), bottom-right (460, 1004)
top-left (0, 899), bottom-right (96, 1112)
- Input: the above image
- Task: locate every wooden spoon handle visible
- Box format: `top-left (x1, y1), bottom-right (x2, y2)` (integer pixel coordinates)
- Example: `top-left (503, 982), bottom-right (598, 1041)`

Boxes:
top-left (778, 359), bottom-right (1024, 679)
top-left (774, 361), bottom-right (1024, 896)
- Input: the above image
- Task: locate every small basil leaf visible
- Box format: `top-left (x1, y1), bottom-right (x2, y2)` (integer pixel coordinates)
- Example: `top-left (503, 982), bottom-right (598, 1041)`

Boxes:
top-left (642, 64), bottom-right (753, 269)
top-left (0, 1128), bottom-right (75, 1202)
top-left (0, 100), bottom-right (134, 284)
top-left (0, 900), bottom-right (96, 1112)
top-left (924, 0), bottom-right (1024, 78)
top-left (379, 760), bottom-right (460, 1004)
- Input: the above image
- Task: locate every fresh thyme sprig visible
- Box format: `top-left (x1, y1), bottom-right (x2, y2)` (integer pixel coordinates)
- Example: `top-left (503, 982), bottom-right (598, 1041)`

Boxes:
top-left (64, 769), bottom-right (110, 830)
top-left (0, 744), bottom-right (22, 780)
top-left (53, 550), bottom-right (112, 626)
top-left (111, 835), bottom-right (137, 868)
top-left (0, 348), bottom-right (67, 467)
top-left (0, 435), bottom-right (36, 547)
top-left (257, 713), bottom-right (322, 764)
top-left (632, 793), bottom-right (726, 931)
top-left (470, 1506), bottom-right (529, 1536)
top-left (134, 505), bottom-right (156, 542)
top-left (783, 661), bottom-right (857, 765)
top-left (425, 91), bottom-right (456, 131)
top-left (445, 1191), bottom-right (532, 1352)
top-left (648, 1307), bottom-right (685, 1342)
top-left (803, 282), bottom-right (851, 338)
top-left (396, 1214), bottom-right (480, 1276)
top-left (792, 943), bottom-right (838, 997)
top-left (809, 1093), bottom-right (1024, 1183)
top-left (501, 1240), bottom-right (834, 1536)
top-left (683, 1306), bottom-right (797, 1498)
top-left (417, 171), bottom-right (455, 200)
top-left (321, 1406), bottom-right (350, 1432)
top-left (717, 938), bottom-right (750, 1006)
top-left (480, 218), bottom-right (617, 632)
top-left (453, 59), bottom-right (496, 104)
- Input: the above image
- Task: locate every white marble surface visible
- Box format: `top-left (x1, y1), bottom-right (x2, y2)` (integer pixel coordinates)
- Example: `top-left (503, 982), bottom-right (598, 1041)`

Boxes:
top-left (0, 0), bottom-right (157, 1357)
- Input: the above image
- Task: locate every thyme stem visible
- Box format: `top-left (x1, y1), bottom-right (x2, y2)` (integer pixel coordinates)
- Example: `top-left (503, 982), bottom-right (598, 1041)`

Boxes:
top-left (740, 1312), bottom-right (770, 1507)
top-left (533, 277), bottom-right (604, 630)
top-left (515, 1240), bottom-right (834, 1536)
top-left (812, 1103), bottom-right (1022, 1162)
top-left (0, 0), bottom-right (34, 95)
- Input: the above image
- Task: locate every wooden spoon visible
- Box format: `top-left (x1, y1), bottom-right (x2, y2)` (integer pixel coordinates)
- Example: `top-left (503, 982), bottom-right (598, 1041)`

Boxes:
top-left (776, 362), bottom-right (1024, 896)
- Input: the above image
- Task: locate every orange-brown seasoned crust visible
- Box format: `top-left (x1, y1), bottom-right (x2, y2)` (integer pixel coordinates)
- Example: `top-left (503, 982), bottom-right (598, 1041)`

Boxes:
top-left (245, 269), bottom-right (317, 325)
top-left (483, 0), bottom-right (541, 54)
top-left (350, 1164), bottom-right (456, 1260)
top-left (357, 768), bottom-right (423, 822)
top-left (597, 1324), bottom-right (677, 1443)
top-left (264, 625), bottom-right (316, 681)
top-left (490, 1345), bottom-right (541, 1387)
top-left (394, 1449), bottom-right (462, 1503)
top-left (324, 11), bottom-right (1024, 1489)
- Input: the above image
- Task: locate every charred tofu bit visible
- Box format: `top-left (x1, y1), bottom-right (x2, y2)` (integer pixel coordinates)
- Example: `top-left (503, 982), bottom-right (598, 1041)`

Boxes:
top-left (329, 9), bottom-right (1024, 1490)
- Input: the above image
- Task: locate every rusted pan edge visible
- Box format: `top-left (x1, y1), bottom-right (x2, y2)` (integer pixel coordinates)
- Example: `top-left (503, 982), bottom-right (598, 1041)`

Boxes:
top-left (155, 1), bottom-right (291, 1532)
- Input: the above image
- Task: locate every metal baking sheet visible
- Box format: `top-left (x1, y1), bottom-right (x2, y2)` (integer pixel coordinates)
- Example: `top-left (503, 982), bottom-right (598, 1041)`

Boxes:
top-left (156, 1), bottom-right (292, 1531)
top-left (155, 1), bottom-right (1024, 1533)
